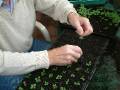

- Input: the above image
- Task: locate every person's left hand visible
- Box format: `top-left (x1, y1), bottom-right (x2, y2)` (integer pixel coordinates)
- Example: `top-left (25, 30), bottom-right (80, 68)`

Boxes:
top-left (68, 12), bottom-right (93, 36)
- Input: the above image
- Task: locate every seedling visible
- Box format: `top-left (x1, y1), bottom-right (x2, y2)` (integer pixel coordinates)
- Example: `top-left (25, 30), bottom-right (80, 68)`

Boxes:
top-left (30, 84), bottom-right (36, 89)
top-left (18, 87), bottom-right (23, 90)
top-left (86, 61), bottom-right (92, 67)
top-left (75, 67), bottom-right (81, 71)
top-left (80, 76), bottom-right (85, 81)
top-left (60, 87), bottom-right (66, 90)
top-left (40, 87), bottom-right (44, 90)
top-left (35, 77), bottom-right (41, 83)
top-left (52, 84), bottom-right (57, 89)
top-left (67, 65), bottom-right (71, 68)
top-left (44, 81), bottom-right (49, 86)
top-left (56, 75), bottom-right (62, 79)
top-left (49, 73), bottom-right (53, 78)
top-left (71, 73), bottom-right (75, 78)
top-left (65, 79), bottom-right (69, 85)
top-left (41, 70), bottom-right (46, 76)
top-left (74, 81), bottom-right (81, 86)
top-left (79, 36), bottom-right (84, 40)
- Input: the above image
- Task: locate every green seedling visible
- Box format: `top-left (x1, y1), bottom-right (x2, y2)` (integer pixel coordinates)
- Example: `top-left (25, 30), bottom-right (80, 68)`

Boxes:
top-left (40, 86), bottom-right (44, 90)
top-left (75, 67), bottom-right (81, 71)
top-left (49, 73), bottom-right (53, 78)
top-left (41, 70), bottom-right (46, 76)
top-left (79, 36), bottom-right (84, 40)
top-left (80, 76), bottom-right (85, 81)
top-left (56, 75), bottom-right (62, 79)
top-left (86, 61), bottom-right (92, 67)
top-left (52, 84), bottom-right (57, 89)
top-left (66, 79), bottom-right (69, 85)
top-left (18, 87), bottom-right (24, 90)
top-left (35, 77), bottom-right (41, 83)
top-left (71, 73), bottom-right (75, 78)
top-left (60, 87), bottom-right (66, 90)
top-left (44, 81), bottom-right (49, 86)
top-left (74, 81), bottom-right (81, 86)
top-left (67, 65), bottom-right (72, 68)
top-left (30, 84), bottom-right (36, 89)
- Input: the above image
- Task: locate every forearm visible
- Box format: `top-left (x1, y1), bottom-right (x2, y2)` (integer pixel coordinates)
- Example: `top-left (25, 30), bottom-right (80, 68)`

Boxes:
top-left (35, 0), bottom-right (77, 23)
top-left (0, 50), bottom-right (49, 75)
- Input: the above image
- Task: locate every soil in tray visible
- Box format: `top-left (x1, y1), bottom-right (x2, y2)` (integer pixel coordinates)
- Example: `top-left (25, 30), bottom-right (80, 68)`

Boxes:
top-left (17, 29), bottom-right (109, 90)
top-left (112, 39), bottom-right (120, 74)
top-left (90, 15), bottom-right (119, 38)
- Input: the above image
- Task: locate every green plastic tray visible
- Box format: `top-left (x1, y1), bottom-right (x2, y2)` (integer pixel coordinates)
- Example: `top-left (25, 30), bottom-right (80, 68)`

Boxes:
top-left (69, 0), bottom-right (107, 5)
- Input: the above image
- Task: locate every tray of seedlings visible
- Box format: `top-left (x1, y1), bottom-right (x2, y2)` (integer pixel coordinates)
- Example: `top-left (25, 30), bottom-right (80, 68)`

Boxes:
top-left (17, 28), bottom-right (109, 90)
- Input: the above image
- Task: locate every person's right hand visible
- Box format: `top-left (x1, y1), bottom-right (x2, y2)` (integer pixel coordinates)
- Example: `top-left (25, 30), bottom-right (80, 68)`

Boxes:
top-left (48, 44), bottom-right (83, 66)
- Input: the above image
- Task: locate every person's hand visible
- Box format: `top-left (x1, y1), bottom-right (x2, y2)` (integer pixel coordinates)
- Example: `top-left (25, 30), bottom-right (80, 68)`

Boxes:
top-left (48, 44), bottom-right (83, 66)
top-left (68, 12), bottom-right (93, 36)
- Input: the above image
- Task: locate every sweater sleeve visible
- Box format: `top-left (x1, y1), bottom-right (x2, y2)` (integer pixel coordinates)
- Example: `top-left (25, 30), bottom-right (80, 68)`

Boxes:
top-left (0, 50), bottom-right (50, 75)
top-left (34, 0), bottom-right (77, 23)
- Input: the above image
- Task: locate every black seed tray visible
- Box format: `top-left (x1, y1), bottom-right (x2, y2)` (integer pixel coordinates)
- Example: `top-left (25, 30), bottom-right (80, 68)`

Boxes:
top-left (89, 15), bottom-right (119, 39)
top-left (17, 29), bottom-right (109, 90)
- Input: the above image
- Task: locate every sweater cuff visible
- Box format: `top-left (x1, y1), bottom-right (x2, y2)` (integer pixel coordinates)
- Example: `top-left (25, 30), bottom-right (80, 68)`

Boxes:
top-left (31, 50), bottom-right (50, 69)
top-left (60, 7), bottom-right (78, 24)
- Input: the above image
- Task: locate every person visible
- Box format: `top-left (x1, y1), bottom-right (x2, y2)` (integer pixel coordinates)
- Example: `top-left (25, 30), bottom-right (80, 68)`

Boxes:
top-left (0, 0), bottom-right (93, 89)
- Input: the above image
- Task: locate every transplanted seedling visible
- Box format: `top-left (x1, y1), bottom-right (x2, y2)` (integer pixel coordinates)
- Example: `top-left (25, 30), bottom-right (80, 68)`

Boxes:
top-left (30, 83), bottom-right (36, 89)
top-left (53, 67), bottom-right (58, 71)
top-left (75, 67), bottom-right (81, 71)
top-left (85, 68), bottom-right (90, 73)
top-left (74, 81), bottom-right (81, 86)
top-left (49, 73), bottom-right (53, 78)
top-left (35, 77), bottom-right (41, 83)
top-left (60, 87), bottom-right (66, 90)
top-left (18, 87), bottom-right (24, 90)
top-left (44, 81), bottom-right (49, 86)
top-left (67, 65), bottom-right (72, 68)
top-left (23, 81), bottom-right (27, 87)
top-left (40, 86), bottom-right (44, 90)
top-left (41, 70), bottom-right (46, 76)
top-left (65, 79), bottom-right (69, 85)
top-left (80, 75), bottom-right (85, 81)
top-left (71, 73), bottom-right (75, 78)
top-left (52, 84), bottom-right (57, 89)
top-left (86, 61), bottom-right (92, 67)
top-left (56, 75), bottom-right (62, 79)
top-left (79, 36), bottom-right (85, 40)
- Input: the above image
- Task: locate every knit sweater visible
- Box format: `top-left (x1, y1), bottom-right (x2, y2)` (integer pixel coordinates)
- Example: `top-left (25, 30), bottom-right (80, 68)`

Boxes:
top-left (0, 0), bottom-right (76, 75)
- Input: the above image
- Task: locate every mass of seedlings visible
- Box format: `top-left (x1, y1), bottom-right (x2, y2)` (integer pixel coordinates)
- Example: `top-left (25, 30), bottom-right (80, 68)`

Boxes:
top-left (78, 4), bottom-right (120, 38)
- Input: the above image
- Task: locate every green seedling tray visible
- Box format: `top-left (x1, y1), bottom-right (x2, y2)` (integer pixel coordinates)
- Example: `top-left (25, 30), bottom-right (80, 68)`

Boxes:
top-left (69, 0), bottom-right (107, 5)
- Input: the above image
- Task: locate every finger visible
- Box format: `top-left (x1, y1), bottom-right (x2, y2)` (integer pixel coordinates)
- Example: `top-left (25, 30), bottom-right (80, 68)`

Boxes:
top-left (59, 59), bottom-right (72, 65)
top-left (83, 25), bottom-right (93, 36)
top-left (68, 45), bottom-right (83, 56)
top-left (68, 48), bottom-right (82, 59)
top-left (82, 20), bottom-right (93, 36)
top-left (75, 26), bottom-right (84, 36)
top-left (70, 15), bottom-right (84, 35)
top-left (65, 55), bottom-right (78, 63)
top-left (63, 45), bottom-right (82, 59)
top-left (71, 45), bottom-right (83, 55)
top-left (56, 54), bottom-right (74, 65)
top-left (65, 59), bottom-right (73, 65)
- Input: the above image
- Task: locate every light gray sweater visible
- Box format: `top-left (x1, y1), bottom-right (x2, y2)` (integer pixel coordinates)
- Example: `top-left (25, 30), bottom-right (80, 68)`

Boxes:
top-left (0, 0), bottom-right (76, 75)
